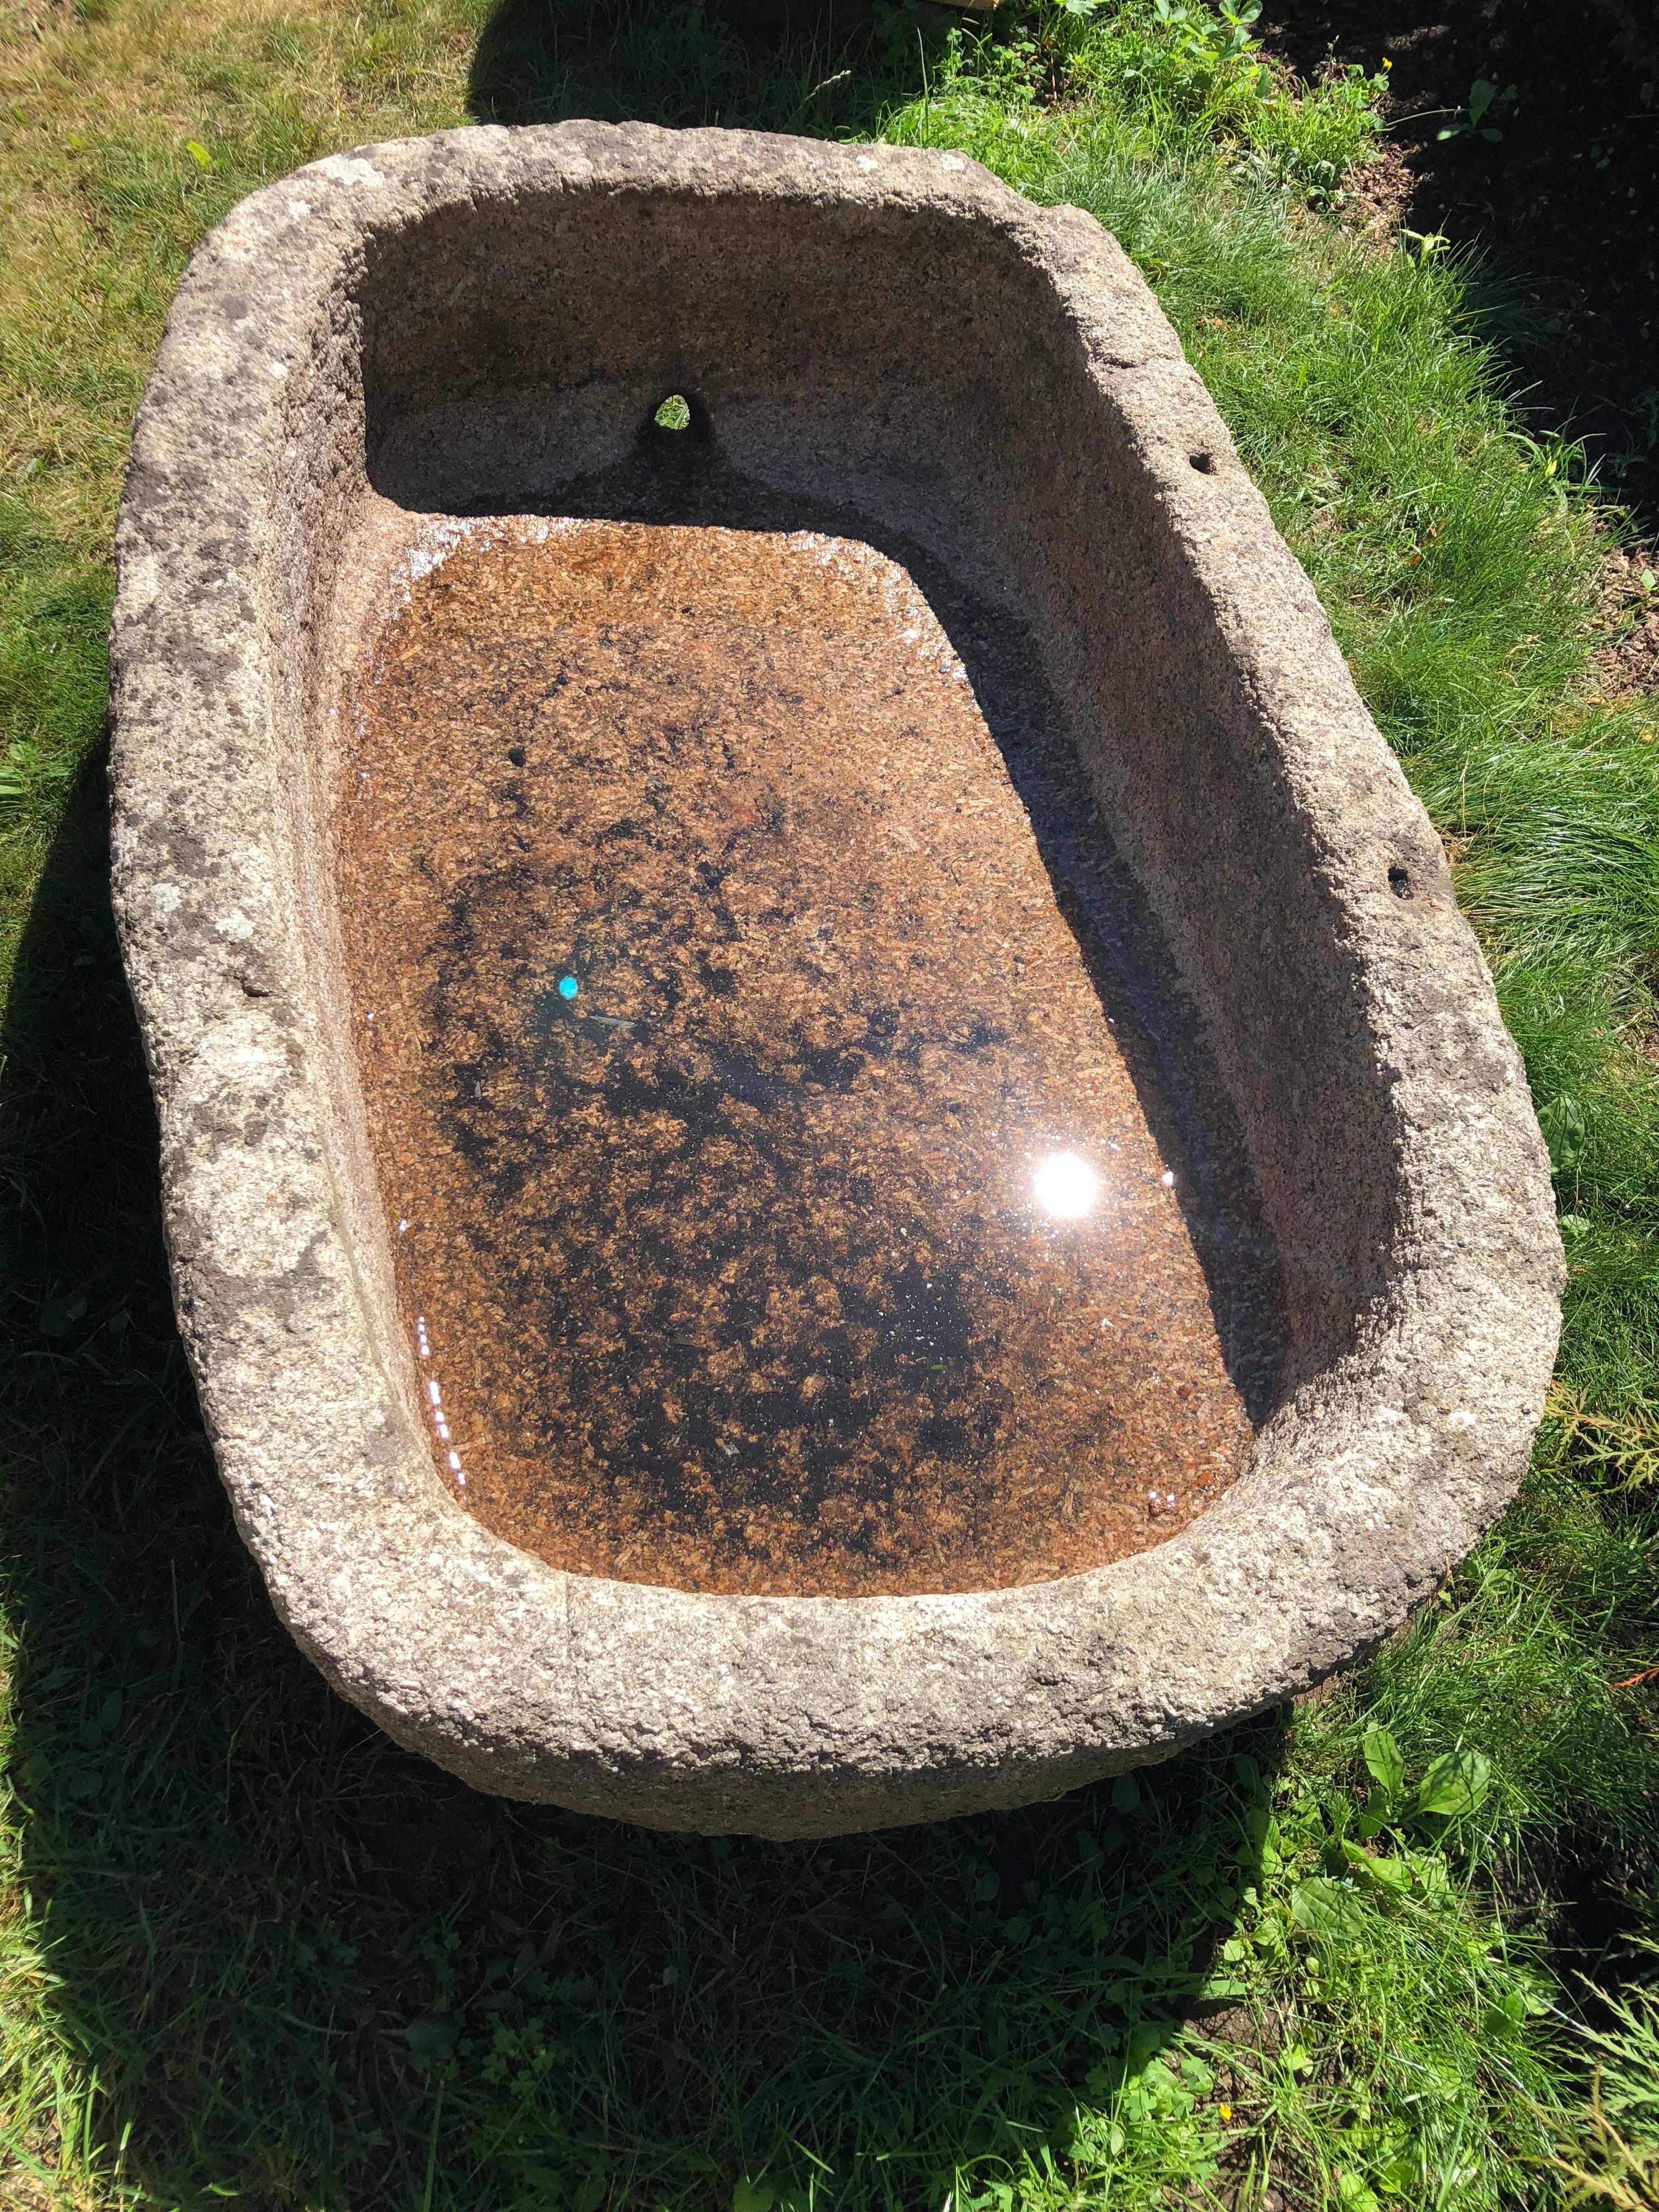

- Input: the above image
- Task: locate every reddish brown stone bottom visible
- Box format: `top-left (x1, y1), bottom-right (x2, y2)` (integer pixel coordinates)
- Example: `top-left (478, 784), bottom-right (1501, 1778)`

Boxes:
top-left (335, 517), bottom-right (1263, 1596)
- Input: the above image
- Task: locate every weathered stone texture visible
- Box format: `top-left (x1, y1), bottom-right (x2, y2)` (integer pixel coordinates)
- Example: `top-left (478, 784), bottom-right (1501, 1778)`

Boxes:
top-left (109, 123), bottom-right (1563, 1836)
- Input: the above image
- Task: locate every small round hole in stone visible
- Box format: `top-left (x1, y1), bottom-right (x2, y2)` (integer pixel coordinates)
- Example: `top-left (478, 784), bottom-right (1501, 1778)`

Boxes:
top-left (654, 393), bottom-right (692, 432)
top-left (1388, 865), bottom-right (1413, 900)
top-left (507, 745), bottom-right (526, 768)
top-left (1189, 450), bottom-right (1215, 474)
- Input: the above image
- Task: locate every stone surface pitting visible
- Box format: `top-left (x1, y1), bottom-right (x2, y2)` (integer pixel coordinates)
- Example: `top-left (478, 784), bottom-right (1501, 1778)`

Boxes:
top-left (109, 122), bottom-right (1563, 1836)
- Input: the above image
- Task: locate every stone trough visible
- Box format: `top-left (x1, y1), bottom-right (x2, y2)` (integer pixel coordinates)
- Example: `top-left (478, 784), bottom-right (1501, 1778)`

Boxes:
top-left (110, 122), bottom-right (1563, 1837)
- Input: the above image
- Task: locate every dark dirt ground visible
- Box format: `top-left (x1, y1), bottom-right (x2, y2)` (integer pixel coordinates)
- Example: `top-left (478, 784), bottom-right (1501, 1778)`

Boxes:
top-left (1259, 0), bottom-right (1658, 528)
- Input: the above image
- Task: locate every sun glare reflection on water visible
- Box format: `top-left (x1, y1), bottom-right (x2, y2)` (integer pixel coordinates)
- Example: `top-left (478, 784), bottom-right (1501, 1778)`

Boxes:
top-left (1032, 1150), bottom-right (1101, 1221)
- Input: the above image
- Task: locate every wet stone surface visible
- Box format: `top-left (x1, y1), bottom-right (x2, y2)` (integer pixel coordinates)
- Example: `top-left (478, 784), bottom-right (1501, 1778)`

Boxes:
top-left (336, 517), bottom-right (1275, 1596)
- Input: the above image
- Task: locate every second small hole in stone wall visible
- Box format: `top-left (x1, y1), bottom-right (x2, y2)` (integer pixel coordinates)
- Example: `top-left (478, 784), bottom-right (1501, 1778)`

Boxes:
top-left (654, 393), bottom-right (692, 432)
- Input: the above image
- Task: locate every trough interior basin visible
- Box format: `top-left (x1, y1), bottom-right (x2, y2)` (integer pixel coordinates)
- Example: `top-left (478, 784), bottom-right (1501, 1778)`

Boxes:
top-left (332, 492), bottom-right (1283, 1597)
top-left (295, 154), bottom-right (1392, 1610)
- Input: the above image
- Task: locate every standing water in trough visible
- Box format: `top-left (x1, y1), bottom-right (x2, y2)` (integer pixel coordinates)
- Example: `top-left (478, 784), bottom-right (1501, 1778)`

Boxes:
top-left (335, 516), bottom-right (1280, 1597)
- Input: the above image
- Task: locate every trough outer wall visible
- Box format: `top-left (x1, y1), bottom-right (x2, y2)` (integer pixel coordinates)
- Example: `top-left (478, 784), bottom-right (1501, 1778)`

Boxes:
top-left (108, 122), bottom-right (1564, 1837)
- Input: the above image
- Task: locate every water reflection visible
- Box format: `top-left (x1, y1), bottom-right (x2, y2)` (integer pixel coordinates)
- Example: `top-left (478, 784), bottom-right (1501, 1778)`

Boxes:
top-left (1032, 1151), bottom-right (1101, 1222)
top-left (336, 517), bottom-right (1268, 1597)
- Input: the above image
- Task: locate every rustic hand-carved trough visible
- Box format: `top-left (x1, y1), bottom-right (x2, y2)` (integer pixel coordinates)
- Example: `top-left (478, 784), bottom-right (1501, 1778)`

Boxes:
top-left (110, 123), bottom-right (1562, 1837)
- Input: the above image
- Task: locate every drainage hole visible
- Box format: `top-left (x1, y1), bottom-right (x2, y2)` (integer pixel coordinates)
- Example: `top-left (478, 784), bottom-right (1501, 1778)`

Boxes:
top-left (1388, 865), bottom-right (1413, 900)
top-left (1189, 450), bottom-right (1215, 473)
top-left (654, 393), bottom-right (692, 432)
top-left (507, 745), bottom-right (527, 768)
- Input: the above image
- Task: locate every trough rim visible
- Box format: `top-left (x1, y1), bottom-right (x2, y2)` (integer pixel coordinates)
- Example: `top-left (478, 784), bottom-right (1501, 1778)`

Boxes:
top-left (108, 120), bottom-right (1564, 1836)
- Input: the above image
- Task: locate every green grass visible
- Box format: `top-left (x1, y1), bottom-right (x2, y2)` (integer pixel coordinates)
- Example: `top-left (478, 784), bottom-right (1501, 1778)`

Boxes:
top-left (1, 2), bottom-right (1656, 2207)
top-left (1550, 1946), bottom-right (1659, 2206)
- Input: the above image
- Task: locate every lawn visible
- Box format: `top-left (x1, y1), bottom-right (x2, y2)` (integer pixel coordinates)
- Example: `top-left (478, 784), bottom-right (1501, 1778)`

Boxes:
top-left (1, 1), bottom-right (1656, 2207)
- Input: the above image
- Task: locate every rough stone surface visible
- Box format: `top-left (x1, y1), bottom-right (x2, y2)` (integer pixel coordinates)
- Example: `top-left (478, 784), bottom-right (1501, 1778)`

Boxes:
top-left (109, 121), bottom-right (1564, 1837)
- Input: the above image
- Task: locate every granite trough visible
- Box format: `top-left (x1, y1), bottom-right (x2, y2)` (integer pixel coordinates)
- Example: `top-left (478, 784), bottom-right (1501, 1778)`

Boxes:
top-left (109, 122), bottom-right (1564, 1836)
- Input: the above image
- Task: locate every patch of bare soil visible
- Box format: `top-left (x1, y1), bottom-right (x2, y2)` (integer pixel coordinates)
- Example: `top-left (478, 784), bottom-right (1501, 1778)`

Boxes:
top-left (1342, 131), bottom-right (1417, 240)
top-left (1590, 543), bottom-right (1659, 710)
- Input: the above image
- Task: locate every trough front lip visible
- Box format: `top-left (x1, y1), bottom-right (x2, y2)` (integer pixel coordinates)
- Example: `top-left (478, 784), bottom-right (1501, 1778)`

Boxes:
top-left (108, 120), bottom-right (1564, 1835)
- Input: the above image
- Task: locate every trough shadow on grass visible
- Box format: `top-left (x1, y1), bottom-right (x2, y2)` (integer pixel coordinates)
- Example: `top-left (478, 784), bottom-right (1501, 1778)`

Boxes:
top-left (0, 758), bottom-right (1290, 2205)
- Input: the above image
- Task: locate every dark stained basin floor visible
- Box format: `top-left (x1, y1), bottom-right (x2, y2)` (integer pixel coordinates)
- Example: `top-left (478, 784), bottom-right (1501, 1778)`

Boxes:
top-left (335, 515), bottom-right (1278, 1596)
